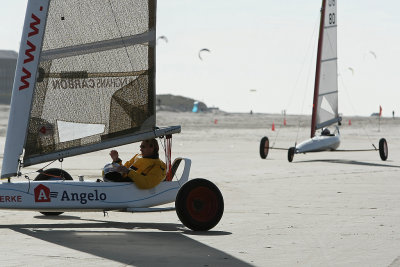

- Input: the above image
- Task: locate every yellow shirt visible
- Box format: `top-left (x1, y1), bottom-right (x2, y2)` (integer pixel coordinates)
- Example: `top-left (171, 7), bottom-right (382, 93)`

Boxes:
top-left (121, 154), bottom-right (166, 189)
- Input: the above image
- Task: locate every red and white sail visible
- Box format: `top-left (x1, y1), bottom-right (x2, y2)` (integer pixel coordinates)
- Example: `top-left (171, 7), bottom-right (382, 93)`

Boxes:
top-left (311, 0), bottom-right (340, 137)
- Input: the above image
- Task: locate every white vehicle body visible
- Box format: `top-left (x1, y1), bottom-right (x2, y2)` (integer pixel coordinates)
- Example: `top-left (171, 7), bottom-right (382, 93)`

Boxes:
top-left (0, 158), bottom-right (190, 211)
top-left (295, 133), bottom-right (340, 154)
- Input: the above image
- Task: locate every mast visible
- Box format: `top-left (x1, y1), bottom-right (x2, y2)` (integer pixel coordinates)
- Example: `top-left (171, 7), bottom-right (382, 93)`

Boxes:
top-left (1, 0), bottom-right (50, 178)
top-left (148, 0), bottom-right (156, 121)
top-left (310, 0), bottom-right (327, 138)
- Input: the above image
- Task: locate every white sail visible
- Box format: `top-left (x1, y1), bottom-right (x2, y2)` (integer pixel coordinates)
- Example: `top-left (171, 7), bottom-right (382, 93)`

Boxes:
top-left (316, 0), bottom-right (340, 130)
top-left (1, 0), bottom-right (179, 178)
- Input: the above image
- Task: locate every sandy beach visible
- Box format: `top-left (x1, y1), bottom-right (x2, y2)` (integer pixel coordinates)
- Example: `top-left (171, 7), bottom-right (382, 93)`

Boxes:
top-left (1, 104), bottom-right (400, 266)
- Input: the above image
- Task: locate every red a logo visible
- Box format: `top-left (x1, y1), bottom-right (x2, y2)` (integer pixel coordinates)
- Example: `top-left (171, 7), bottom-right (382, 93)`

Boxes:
top-left (34, 184), bottom-right (51, 202)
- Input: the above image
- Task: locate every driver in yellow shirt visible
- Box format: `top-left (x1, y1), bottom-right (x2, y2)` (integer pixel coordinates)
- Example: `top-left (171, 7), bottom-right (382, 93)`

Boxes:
top-left (105, 139), bottom-right (166, 189)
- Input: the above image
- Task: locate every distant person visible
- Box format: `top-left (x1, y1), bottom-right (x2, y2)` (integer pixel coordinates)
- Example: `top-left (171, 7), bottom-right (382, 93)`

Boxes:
top-left (103, 139), bottom-right (166, 189)
top-left (393, 110), bottom-right (395, 119)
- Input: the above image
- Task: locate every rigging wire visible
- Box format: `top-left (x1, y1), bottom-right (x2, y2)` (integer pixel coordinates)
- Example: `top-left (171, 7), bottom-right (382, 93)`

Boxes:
top-left (285, 16), bottom-right (320, 114)
top-left (157, 134), bottom-right (178, 182)
top-left (17, 159), bottom-right (59, 178)
top-left (270, 14), bottom-right (320, 147)
top-left (295, 18), bottom-right (320, 144)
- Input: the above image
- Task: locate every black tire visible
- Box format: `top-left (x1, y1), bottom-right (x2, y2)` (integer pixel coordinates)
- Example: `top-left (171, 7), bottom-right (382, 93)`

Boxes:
top-left (379, 138), bottom-right (388, 161)
top-left (288, 147), bottom-right (295, 162)
top-left (34, 168), bottom-right (73, 181)
top-left (175, 178), bottom-right (224, 231)
top-left (259, 136), bottom-right (269, 159)
top-left (34, 168), bottom-right (73, 216)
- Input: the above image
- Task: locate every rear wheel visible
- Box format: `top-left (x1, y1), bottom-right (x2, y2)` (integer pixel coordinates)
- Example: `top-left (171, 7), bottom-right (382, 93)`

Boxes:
top-left (176, 179), bottom-right (224, 231)
top-left (34, 168), bottom-right (73, 216)
top-left (288, 147), bottom-right (295, 162)
top-left (259, 136), bottom-right (269, 159)
top-left (379, 138), bottom-right (388, 161)
top-left (34, 168), bottom-right (73, 181)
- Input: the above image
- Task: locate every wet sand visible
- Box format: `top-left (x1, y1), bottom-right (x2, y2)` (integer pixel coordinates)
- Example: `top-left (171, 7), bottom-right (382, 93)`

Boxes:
top-left (1, 105), bottom-right (400, 266)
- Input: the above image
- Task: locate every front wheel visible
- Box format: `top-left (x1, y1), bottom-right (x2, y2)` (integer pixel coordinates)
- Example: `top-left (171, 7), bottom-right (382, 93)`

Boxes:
top-left (34, 168), bottom-right (73, 216)
top-left (288, 147), bottom-right (295, 162)
top-left (176, 179), bottom-right (224, 231)
top-left (379, 138), bottom-right (388, 161)
top-left (259, 136), bottom-right (269, 159)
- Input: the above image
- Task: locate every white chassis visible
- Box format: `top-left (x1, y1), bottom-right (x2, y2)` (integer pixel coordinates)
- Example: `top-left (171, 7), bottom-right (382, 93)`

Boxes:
top-left (295, 134), bottom-right (340, 154)
top-left (0, 159), bottom-right (191, 212)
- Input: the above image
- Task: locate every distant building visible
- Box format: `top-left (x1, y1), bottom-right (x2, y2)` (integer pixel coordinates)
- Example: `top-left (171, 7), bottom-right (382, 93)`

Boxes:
top-left (0, 50), bottom-right (18, 104)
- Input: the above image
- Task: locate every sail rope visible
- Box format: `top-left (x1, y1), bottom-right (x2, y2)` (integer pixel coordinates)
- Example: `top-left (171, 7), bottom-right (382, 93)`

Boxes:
top-left (285, 16), bottom-right (320, 117)
top-left (295, 19), bottom-right (319, 144)
top-left (270, 14), bottom-right (320, 148)
top-left (16, 159), bottom-right (59, 178)
top-left (270, 120), bottom-right (282, 148)
top-left (156, 132), bottom-right (177, 181)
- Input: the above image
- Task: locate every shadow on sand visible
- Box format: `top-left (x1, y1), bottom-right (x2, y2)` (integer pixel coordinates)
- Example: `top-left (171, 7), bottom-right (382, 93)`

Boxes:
top-left (295, 159), bottom-right (400, 168)
top-left (0, 216), bottom-right (250, 267)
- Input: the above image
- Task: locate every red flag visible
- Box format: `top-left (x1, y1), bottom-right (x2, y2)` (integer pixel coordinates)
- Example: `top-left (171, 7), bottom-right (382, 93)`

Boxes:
top-left (379, 105), bottom-right (382, 117)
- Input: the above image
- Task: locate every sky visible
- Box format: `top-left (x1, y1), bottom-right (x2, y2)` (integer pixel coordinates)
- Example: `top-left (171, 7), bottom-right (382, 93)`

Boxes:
top-left (1, 1), bottom-right (399, 116)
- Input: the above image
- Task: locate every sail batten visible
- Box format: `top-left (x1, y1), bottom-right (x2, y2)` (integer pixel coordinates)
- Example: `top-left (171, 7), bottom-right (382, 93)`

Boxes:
top-left (319, 90), bottom-right (338, 97)
top-left (41, 30), bottom-right (154, 61)
top-left (321, 57), bottom-right (337, 63)
top-left (324, 25), bottom-right (337, 29)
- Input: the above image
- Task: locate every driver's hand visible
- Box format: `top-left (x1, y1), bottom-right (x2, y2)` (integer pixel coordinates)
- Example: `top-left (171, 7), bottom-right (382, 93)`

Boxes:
top-left (115, 165), bottom-right (129, 174)
top-left (110, 150), bottom-right (119, 161)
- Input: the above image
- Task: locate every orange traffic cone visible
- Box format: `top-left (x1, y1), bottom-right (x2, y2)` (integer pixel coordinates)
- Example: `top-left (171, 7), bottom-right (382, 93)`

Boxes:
top-left (348, 119), bottom-right (351, 126)
top-left (272, 122), bottom-right (275, 131)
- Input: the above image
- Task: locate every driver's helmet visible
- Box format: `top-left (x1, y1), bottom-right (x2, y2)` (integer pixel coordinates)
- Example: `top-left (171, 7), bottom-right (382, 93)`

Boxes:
top-left (102, 163), bottom-right (119, 178)
top-left (321, 128), bottom-right (331, 135)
